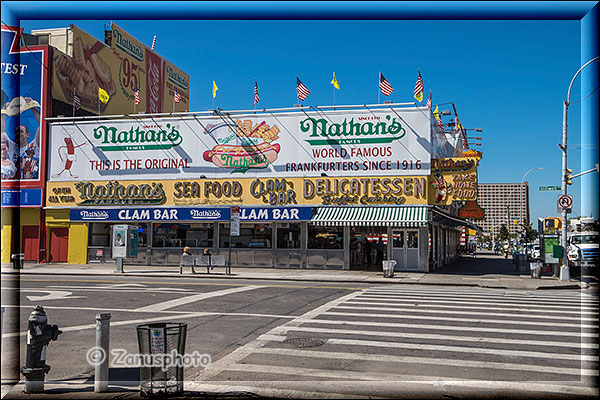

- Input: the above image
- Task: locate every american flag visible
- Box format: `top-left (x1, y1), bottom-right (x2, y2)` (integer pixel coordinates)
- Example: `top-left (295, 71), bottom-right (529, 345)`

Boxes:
top-left (296, 77), bottom-right (310, 101)
top-left (174, 89), bottom-right (181, 103)
top-left (74, 93), bottom-right (81, 110)
top-left (438, 116), bottom-right (444, 131)
top-left (151, 36), bottom-right (157, 50)
top-left (134, 87), bottom-right (140, 105)
top-left (379, 73), bottom-right (394, 96)
top-left (254, 79), bottom-right (259, 105)
top-left (414, 70), bottom-right (424, 102)
top-left (426, 90), bottom-right (432, 109)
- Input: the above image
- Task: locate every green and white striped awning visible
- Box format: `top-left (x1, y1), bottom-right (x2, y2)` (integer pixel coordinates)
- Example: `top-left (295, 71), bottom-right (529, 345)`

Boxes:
top-left (310, 206), bottom-right (428, 227)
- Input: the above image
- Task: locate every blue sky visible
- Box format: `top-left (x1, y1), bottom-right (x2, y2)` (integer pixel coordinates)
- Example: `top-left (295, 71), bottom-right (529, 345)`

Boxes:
top-left (18, 16), bottom-right (596, 224)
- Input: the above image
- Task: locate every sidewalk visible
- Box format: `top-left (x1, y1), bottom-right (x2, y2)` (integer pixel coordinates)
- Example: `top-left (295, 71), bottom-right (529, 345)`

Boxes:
top-left (1, 252), bottom-right (586, 290)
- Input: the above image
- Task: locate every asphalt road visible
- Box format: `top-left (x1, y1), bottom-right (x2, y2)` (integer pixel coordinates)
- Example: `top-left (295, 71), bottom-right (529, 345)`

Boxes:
top-left (1, 273), bottom-right (598, 399)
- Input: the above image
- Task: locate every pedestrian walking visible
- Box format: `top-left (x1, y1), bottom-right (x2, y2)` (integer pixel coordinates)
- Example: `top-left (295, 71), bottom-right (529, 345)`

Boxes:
top-left (376, 237), bottom-right (385, 267)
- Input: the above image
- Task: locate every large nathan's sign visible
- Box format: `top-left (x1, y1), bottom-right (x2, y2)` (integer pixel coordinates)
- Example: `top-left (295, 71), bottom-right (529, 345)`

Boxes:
top-left (49, 108), bottom-right (439, 181)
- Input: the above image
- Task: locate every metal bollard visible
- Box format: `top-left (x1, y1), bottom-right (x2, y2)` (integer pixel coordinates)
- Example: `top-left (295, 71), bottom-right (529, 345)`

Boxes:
top-left (94, 313), bottom-right (111, 393)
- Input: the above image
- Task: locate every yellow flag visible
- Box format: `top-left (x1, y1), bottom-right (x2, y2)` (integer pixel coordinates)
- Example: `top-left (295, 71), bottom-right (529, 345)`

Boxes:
top-left (433, 105), bottom-right (440, 119)
top-left (98, 87), bottom-right (109, 103)
top-left (330, 72), bottom-right (340, 90)
top-left (212, 80), bottom-right (219, 98)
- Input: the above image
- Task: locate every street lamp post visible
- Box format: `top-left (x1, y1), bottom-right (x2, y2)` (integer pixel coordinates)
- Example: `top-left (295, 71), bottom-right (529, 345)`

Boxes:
top-left (518, 168), bottom-right (543, 250)
top-left (560, 56), bottom-right (599, 281)
top-left (520, 167), bottom-right (544, 230)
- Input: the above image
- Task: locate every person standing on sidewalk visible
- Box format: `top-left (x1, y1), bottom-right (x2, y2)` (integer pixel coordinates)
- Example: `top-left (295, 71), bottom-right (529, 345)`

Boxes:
top-left (204, 248), bottom-right (214, 273)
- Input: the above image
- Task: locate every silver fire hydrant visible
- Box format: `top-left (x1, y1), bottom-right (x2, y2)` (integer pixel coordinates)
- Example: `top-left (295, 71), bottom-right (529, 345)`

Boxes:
top-left (21, 306), bottom-right (62, 393)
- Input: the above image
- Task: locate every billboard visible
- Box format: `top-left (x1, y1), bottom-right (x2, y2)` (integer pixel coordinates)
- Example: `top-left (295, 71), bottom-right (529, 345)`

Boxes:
top-left (109, 23), bottom-right (190, 113)
top-left (1, 25), bottom-right (50, 206)
top-left (45, 175), bottom-right (429, 208)
top-left (48, 108), bottom-right (434, 181)
top-left (51, 24), bottom-right (189, 116)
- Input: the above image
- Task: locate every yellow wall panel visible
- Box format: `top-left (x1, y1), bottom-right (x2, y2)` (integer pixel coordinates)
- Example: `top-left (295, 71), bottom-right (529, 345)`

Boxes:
top-left (68, 223), bottom-right (88, 264)
top-left (1, 208), bottom-right (13, 263)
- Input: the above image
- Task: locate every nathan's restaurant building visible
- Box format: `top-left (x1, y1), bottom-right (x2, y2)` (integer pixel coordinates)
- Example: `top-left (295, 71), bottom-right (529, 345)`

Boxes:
top-left (45, 104), bottom-right (480, 271)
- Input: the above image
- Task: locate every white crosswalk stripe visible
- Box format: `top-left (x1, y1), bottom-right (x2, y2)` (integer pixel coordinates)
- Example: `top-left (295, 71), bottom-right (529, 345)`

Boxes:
top-left (196, 286), bottom-right (599, 397)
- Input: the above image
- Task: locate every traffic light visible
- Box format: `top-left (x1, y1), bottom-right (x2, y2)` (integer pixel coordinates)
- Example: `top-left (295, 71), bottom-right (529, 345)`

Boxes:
top-left (544, 217), bottom-right (562, 230)
top-left (565, 168), bottom-right (573, 185)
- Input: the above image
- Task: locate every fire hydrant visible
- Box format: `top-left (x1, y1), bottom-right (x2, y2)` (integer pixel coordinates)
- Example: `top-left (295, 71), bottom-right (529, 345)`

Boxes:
top-left (21, 306), bottom-right (62, 393)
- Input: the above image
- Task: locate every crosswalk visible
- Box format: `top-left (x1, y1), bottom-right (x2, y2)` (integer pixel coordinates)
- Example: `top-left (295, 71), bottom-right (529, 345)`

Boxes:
top-left (192, 286), bottom-right (599, 398)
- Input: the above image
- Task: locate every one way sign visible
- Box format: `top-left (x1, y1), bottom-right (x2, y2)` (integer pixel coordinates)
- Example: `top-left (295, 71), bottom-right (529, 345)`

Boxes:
top-left (557, 194), bottom-right (573, 213)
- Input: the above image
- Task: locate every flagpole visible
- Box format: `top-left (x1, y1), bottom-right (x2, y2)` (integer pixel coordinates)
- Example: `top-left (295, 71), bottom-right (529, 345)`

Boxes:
top-left (333, 85), bottom-right (335, 108)
top-left (378, 72), bottom-right (380, 104)
top-left (72, 87), bottom-right (76, 117)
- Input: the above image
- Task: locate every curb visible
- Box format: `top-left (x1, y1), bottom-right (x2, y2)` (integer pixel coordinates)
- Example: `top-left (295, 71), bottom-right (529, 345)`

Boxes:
top-left (2, 269), bottom-right (581, 290)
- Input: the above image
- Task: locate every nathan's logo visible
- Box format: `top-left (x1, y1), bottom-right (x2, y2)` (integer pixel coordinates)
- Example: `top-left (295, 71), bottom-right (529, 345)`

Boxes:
top-left (112, 29), bottom-right (144, 61)
top-left (93, 124), bottom-right (182, 151)
top-left (74, 181), bottom-right (166, 205)
top-left (431, 158), bottom-right (475, 172)
top-left (166, 65), bottom-right (188, 90)
top-left (300, 116), bottom-right (406, 145)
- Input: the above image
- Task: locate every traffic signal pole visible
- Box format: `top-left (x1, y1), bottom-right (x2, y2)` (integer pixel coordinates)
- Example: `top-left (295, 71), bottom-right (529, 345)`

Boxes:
top-left (560, 56), bottom-right (599, 281)
top-left (560, 100), bottom-right (568, 280)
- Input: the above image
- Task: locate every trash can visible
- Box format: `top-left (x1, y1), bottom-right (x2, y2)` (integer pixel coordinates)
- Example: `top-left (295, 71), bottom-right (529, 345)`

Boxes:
top-left (515, 253), bottom-right (528, 273)
top-left (382, 260), bottom-right (396, 278)
top-left (530, 261), bottom-right (543, 279)
top-left (136, 322), bottom-right (187, 397)
top-left (11, 253), bottom-right (24, 269)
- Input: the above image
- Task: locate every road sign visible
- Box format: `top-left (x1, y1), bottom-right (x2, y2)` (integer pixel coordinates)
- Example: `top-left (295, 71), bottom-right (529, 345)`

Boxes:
top-left (557, 194), bottom-right (573, 209)
top-left (539, 185), bottom-right (561, 191)
top-left (230, 206), bottom-right (240, 236)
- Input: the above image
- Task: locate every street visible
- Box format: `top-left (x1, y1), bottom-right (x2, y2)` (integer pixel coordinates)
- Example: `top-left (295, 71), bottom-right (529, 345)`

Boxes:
top-left (1, 273), bottom-right (598, 399)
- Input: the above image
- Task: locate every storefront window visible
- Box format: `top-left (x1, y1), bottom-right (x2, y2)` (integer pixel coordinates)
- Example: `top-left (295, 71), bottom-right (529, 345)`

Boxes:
top-left (276, 223), bottom-right (300, 249)
top-left (392, 231), bottom-right (404, 248)
top-left (407, 231), bottom-right (419, 248)
top-left (219, 223), bottom-right (272, 249)
top-left (153, 223), bottom-right (213, 248)
top-left (89, 223), bottom-right (110, 246)
top-left (308, 226), bottom-right (344, 249)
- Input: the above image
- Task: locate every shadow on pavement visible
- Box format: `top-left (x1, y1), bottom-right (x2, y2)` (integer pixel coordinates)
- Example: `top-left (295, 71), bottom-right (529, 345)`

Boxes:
top-left (432, 251), bottom-right (522, 277)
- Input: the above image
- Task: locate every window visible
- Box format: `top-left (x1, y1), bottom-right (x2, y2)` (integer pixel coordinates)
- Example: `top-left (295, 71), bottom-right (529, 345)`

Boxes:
top-left (219, 223), bottom-right (272, 249)
top-left (89, 223), bottom-right (110, 246)
top-left (392, 231), bottom-right (404, 248)
top-left (308, 226), bottom-right (344, 249)
top-left (276, 223), bottom-right (301, 249)
top-left (407, 231), bottom-right (419, 248)
top-left (153, 223), bottom-right (213, 248)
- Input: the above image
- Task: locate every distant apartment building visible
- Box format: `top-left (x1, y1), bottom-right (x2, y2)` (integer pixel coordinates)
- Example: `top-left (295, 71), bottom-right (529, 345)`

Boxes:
top-left (470, 183), bottom-right (529, 237)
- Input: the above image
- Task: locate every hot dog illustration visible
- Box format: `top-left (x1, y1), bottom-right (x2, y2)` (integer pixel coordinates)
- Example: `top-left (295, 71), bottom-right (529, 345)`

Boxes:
top-left (52, 135), bottom-right (87, 178)
top-left (203, 119), bottom-right (282, 172)
top-left (203, 142), bottom-right (280, 169)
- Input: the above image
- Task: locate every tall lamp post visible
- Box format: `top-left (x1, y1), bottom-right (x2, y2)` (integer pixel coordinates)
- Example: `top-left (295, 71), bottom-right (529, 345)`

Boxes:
top-left (519, 167), bottom-right (543, 245)
top-left (560, 56), bottom-right (599, 281)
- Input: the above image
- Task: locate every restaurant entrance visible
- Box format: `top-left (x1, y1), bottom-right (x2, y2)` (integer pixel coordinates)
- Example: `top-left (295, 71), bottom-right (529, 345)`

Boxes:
top-left (350, 226), bottom-right (388, 271)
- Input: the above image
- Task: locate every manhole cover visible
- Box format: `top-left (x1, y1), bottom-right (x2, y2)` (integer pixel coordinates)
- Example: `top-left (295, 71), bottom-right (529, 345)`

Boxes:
top-left (282, 337), bottom-right (325, 348)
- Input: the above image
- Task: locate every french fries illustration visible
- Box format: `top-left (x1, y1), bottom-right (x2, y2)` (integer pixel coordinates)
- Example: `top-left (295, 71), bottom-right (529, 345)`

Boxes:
top-left (53, 37), bottom-right (115, 111)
